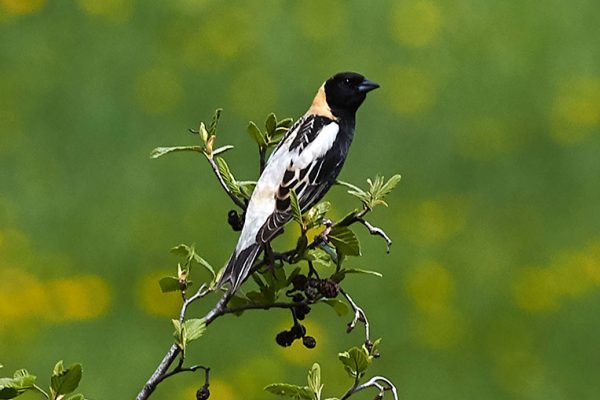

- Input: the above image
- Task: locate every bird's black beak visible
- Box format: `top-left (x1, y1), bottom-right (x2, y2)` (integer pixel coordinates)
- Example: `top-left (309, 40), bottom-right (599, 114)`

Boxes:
top-left (357, 78), bottom-right (380, 93)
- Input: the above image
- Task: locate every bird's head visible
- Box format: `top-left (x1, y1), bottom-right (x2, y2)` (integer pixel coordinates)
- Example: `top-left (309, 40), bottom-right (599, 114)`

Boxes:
top-left (324, 72), bottom-right (379, 118)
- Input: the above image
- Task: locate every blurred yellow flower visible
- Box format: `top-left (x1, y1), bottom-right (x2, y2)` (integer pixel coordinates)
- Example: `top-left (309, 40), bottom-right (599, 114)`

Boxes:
top-left (390, 0), bottom-right (442, 48)
top-left (550, 76), bottom-right (600, 144)
top-left (513, 239), bottom-right (600, 312)
top-left (134, 67), bottom-right (184, 114)
top-left (1, 0), bottom-right (45, 14)
top-left (137, 271), bottom-right (182, 317)
top-left (401, 195), bottom-right (468, 244)
top-left (46, 276), bottom-right (111, 321)
top-left (75, 0), bottom-right (134, 23)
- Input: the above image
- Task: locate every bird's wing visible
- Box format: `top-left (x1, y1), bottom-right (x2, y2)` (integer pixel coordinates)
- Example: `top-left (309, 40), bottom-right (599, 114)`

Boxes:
top-left (255, 115), bottom-right (341, 243)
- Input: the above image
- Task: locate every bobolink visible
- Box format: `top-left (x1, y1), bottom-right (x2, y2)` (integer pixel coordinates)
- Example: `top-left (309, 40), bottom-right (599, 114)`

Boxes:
top-left (218, 72), bottom-right (379, 292)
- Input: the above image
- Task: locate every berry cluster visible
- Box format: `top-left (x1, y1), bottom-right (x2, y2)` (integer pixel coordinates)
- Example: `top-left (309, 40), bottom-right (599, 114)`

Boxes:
top-left (290, 274), bottom-right (339, 302)
top-left (275, 323), bottom-right (316, 349)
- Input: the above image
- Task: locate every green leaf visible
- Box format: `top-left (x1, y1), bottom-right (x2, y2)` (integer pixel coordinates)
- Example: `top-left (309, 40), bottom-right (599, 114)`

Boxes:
top-left (248, 121), bottom-right (267, 148)
top-left (172, 319), bottom-right (183, 348)
top-left (212, 145), bottom-right (234, 156)
top-left (237, 181), bottom-right (257, 200)
top-left (12, 370), bottom-right (35, 389)
top-left (50, 362), bottom-right (82, 396)
top-left (214, 157), bottom-right (244, 200)
top-left (277, 117), bottom-right (294, 128)
top-left (264, 383), bottom-right (313, 400)
top-left (321, 299), bottom-right (349, 316)
top-left (270, 127), bottom-right (289, 144)
top-left (338, 347), bottom-right (371, 379)
top-left (158, 276), bottom-right (180, 293)
top-left (307, 363), bottom-right (322, 400)
top-left (0, 369), bottom-right (37, 399)
top-left (336, 180), bottom-right (370, 204)
top-left (265, 113), bottom-right (277, 136)
top-left (304, 201), bottom-right (330, 229)
top-left (183, 318), bottom-right (206, 344)
top-left (170, 243), bottom-right (191, 257)
top-left (344, 268), bottom-right (383, 278)
top-left (290, 189), bottom-right (303, 227)
top-left (67, 394), bottom-right (85, 400)
top-left (208, 108), bottom-right (223, 135)
top-left (150, 146), bottom-right (202, 159)
top-left (192, 254), bottom-right (216, 280)
top-left (304, 248), bottom-right (333, 267)
top-left (328, 226), bottom-right (361, 256)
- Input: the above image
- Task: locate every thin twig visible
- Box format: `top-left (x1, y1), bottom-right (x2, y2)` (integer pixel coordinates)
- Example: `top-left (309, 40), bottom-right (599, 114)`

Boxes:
top-left (156, 364), bottom-right (209, 385)
top-left (358, 218), bottom-right (392, 252)
top-left (219, 301), bottom-right (304, 316)
top-left (340, 376), bottom-right (399, 400)
top-left (340, 288), bottom-right (371, 348)
top-left (204, 154), bottom-right (247, 210)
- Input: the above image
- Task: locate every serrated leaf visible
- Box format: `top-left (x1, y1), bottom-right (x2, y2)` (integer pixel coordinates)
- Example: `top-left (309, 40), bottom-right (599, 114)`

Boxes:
top-left (307, 363), bottom-right (322, 400)
top-left (183, 318), bottom-right (206, 344)
top-left (304, 201), bottom-right (330, 229)
top-left (214, 157), bottom-right (244, 200)
top-left (304, 248), bottom-right (333, 267)
top-left (208, 108), bottom-right (223, 135)
top-left (50, 363), bottom-right (82, 396)
top-left (338, 347), bottom-right (371, 379)
top-left (248, 121), bottom-right (267, 148)
top-left (328, 226), bottom-right (361, 256)
top-left (212, 145), bottom-right (234, 156)
top-left (150, 146), bottom-right (203, 159)
top-left (158, 276), bottom-right (180, 293)
top-left (290, 189), bottom-right (303, 227)
top-left (344, 268), bottom-right (383, 278)
top-left (264, 383), bottom-right (314, 400)
top-left (321, 299), bottom-right (349, 316)
top-left (172, 319), bottom-right (183, 348)
top-left (265, 113), bottom-right (277, 136)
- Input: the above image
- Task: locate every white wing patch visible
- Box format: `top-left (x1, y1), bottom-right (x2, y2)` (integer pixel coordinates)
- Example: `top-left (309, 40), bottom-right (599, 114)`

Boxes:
top-left (236, 121), bottom-right (339, 251)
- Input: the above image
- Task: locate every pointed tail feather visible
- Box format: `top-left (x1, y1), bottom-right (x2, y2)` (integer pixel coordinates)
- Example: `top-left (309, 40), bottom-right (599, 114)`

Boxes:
top-left (217, 243), bottom-right (262, 293)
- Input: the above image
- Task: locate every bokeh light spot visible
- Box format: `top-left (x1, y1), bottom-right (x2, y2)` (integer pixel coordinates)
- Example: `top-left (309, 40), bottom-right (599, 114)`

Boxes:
top-left (384, 66), bottom-right (437, 116)
top-left (46, 275), bottom-right (111, 321)
top-left (401, 196), bottom-right (467, 244)
top-left (134, 67), bottom-right (183, 114)
top-left (390, 0), bottom-right (442, 48)
top-left (137, 271), bottom-right (182, 317)
top-left (295, 0), bottom-right (347, 41)
top-left (406, 261), bottom-right (454, 314)
top-left (550, 76), bottom-right (600, 144)
top-left (76, 0), bottom-right (134, 23)
top-left (1, 0), bottom-right (45, 15)
top-left (513, 239), bottom-right (600, 312)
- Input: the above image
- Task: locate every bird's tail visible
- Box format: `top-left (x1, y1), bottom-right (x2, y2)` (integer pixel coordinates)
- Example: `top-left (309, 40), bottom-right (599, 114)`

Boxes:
top-left (217, 243), bottom-right (262, 293)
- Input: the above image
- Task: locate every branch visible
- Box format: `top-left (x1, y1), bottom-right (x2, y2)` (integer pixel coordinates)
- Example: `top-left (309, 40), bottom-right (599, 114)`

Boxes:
top-left (340, 376), bottom-right (399, 400)
top-left (340, 288), bottom-right (371, 349)
top-left (204, 154), bottom-right (247, 210)
top-left (358, 218), bottom-right (392, 252)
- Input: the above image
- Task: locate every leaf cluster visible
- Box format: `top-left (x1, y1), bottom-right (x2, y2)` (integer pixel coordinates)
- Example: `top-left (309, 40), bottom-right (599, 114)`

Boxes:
top-left (0, 361), bottom-right (86, 400)
top-left (338, 175), bottom-right (401, 210)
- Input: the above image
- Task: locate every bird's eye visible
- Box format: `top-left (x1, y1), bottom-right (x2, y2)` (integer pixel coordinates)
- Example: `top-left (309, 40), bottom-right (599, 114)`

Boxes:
top-left (343, 78), bottom-right (351, 85)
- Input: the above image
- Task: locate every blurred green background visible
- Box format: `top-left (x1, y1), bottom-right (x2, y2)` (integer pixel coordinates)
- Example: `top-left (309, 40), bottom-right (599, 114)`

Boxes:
top-left (1, 0), bottom-right (599, 399)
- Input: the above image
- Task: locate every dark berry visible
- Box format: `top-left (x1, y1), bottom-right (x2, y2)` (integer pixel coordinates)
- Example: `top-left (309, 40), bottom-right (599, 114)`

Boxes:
top-left (319, 279), bottom-right (338, 298)
top-left (290, 324), bottom-right (306, 339)
top-left (292, 293), bottom-right (304, 303)
top-left (302, 336), bottom-right (316, 349)
top-left (275, 330), bottom-right (294, 347)
top-left (304, 286), bottom-right (319, 301)
top-left (294, 304), bottom-right (311, 320)
top-left (196, 386), bottom-right (210, 400)
top-left (227, 210), bottom-right (244, 231)
top-left (291, 274), bottom-right (308, 290)
top-left (307, 278), bottom-right (320, 288)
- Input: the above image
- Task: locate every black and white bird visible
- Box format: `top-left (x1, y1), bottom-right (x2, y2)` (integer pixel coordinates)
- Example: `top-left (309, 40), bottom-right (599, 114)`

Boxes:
top-left (218, 72), bottom-right (379, 292)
